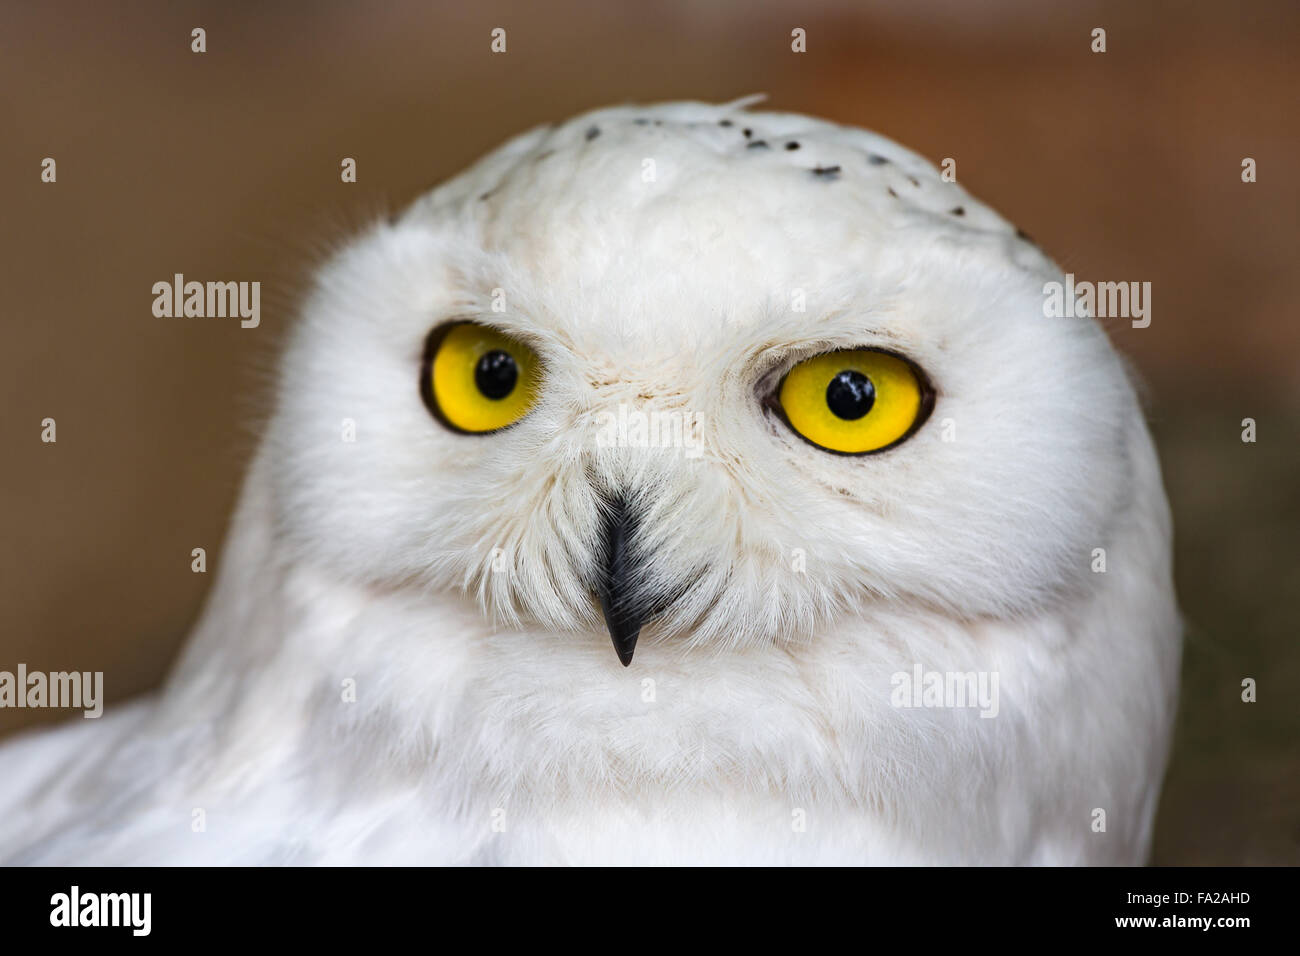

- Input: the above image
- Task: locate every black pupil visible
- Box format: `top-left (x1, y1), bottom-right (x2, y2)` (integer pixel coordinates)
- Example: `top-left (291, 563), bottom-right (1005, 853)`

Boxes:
top-left (475, 350), bottom-right (518, 400)
top-left (825, 370), bottom-right (875, 420)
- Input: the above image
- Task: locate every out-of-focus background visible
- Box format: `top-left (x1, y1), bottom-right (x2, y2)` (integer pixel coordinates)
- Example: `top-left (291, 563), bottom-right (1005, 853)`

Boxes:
top-left (1, 0), bottom-right (1296, 863)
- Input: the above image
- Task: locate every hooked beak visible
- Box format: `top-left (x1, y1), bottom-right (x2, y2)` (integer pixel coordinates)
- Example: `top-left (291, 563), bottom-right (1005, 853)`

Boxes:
top-left (597, 497), bottom-right (644, 666)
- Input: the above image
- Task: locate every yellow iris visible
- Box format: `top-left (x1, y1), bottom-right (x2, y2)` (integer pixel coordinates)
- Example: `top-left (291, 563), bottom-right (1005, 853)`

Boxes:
top-left (427, 322), bottom-right (540, 433)
top-left (778, 349), bottom-right (924, 454)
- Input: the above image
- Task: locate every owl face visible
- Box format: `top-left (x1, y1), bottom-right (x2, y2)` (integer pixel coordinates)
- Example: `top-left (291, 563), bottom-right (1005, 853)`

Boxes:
top-left (270, 102), bottom-right (1139, 664)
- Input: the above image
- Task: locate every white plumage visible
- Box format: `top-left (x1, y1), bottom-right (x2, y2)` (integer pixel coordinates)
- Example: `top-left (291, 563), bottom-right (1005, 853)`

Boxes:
top-left (0, 100), bottom-right (1180, 864)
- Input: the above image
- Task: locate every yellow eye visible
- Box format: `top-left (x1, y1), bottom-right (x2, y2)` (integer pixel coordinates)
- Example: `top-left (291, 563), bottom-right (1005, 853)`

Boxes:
top-left (777, 349), bottom-right (929, 454)
top-left (422, 322), bottom-right (541, 433)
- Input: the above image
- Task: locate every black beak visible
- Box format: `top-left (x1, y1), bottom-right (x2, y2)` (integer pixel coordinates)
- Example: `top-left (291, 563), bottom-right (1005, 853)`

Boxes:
top-left (597, 497), bottom-right (644, 667)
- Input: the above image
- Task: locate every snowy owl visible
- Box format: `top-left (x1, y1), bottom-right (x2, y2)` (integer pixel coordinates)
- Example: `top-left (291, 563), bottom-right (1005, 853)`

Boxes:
top-left (0, 100), bottom-right (1180, 865)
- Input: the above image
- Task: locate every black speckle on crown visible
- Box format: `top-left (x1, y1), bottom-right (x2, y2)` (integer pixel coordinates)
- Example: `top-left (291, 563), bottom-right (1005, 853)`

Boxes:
top-left (560, 113), bottom-right (985, 217)
top-left (475, 351), bottom-right (518, 401)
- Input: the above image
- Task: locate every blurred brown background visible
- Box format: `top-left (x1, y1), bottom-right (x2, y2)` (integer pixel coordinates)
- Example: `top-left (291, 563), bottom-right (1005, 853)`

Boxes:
top-left (1, 0), bottom-right (1296, 863)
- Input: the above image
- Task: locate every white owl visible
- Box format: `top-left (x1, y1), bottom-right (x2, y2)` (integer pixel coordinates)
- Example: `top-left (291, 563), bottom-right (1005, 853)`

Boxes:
top-left (0, 100), bottom-right (1180, 865)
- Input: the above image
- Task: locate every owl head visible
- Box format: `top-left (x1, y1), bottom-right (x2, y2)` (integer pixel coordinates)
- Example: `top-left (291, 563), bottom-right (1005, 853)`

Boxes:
top-left (267, 100), bottom-right (1139, 665)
